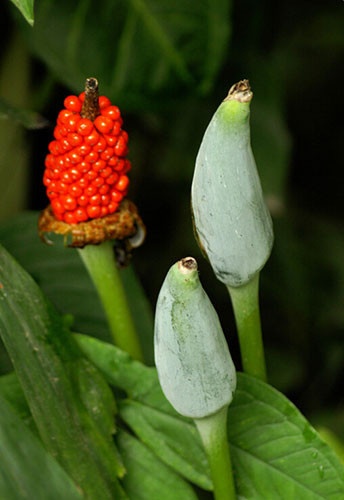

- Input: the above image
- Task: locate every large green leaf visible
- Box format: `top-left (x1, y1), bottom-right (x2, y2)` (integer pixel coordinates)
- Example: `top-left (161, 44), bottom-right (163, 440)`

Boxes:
top-left (0, 211), bottom-right (154, 361)
top-left (0, 244), bottom-right (126, 499)
top-left (117, 429), bottom-right (198, 500)
top-left (0, 396), bottom-right (83, 500)
top-left (14, 0), bottom-right (231, 108)
top-left (228, 374), bottom-right (344, 499)
top-left (120, 400), bottom-right (211, 490)
top-left (76, 334), bottom-right (344, 499)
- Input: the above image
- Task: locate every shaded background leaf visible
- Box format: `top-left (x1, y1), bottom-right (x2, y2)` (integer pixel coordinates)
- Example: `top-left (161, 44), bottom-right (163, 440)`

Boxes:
top-left (8, 0), bottom-right (34, 26)
top-left (14, 0), bottom-right (231, 108)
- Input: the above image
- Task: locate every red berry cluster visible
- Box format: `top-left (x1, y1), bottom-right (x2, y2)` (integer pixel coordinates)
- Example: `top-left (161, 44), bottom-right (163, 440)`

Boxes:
top-left (43, 91), bottom-right (131, 224)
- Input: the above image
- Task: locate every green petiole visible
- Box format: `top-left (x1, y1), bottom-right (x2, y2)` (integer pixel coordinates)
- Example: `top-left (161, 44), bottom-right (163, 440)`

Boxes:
top-left (195, 406), bottom-right (236, 500)
top-left (77, 241), bottom-right (144, 362)
top-left (227, 273), bottom-right (267, 382)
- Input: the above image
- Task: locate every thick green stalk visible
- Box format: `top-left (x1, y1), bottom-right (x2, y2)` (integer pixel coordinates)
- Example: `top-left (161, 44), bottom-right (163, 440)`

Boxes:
top-left (77, 241), bottom-right (143, 361)
top-left (227, 273), bottom-right (267, 382)
top-left (195, 406), bottom-right (236, 500)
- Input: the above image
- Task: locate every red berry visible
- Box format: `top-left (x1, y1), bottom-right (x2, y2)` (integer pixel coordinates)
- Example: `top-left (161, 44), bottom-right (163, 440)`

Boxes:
top-left (57, 109), bottom-right (73, 125)
top-left (101, 147), bottom-right (114, 161)
top-left (108, 201), bottom-right (119, 213)
top-left (67, 133), bottom-right (83, 147)
top-left (114, 136), bottom-right (128, 156)
top-left (51, 199), bottom-right (65, 214)
top-left (101, 105), bottom-right (121, 120)
top-left (94, 136), bottom-right (107, 153)
top-left (64, 95), bottom-right (82, 113)
top-left (78, 195), bottom-right (89, 206)
top-left (89, 194), bottom-right (101, 205)
top-left (111, 121), bottom-right (122, 136)
top-left (104, 134), bottom-right (117, 146)
top-left (65, 115), bottom-right (81, 132)
top-left (99, 184), bottom-right (109, 195)
top-left (87, 205), bottom-right (101, 219)
top-left (84, 129), bottom-right (100, 146)
top-left (106, 173), bottom-right (119, 185)
top-left (99, 96), bottom-right (111, 109)
top-left (92, 177), bottom-right (105, 188)
top-left (111, 190), bottom-right (123, 203)
top-left (100, 167), bottom-right (112, 178)
top-left (62, 195), bottom-right (77, 211)
top-left (84, 151), bottom-right (98, 163)
top-left (93, 160), bottom-right (106, 172)
top-left (94, 115), bottom-right (113, 134)
top-left (64, 212), bottom-right (78, 224)
top-left (75, 207), bottom-right (88, 222)
top-left (116, 175), bottom-right (129, 192)
top-left (77, 118), bottom-right (94, 136)
top-left (70, 184), bottom-right (83, 197)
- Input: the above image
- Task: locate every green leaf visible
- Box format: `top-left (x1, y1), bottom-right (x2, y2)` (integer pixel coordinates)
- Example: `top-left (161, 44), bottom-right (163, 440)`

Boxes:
top-left (76, 335), bottom-right (344, 498)
top-left (76, 334), bottom-right (211, 489)
top-left (0, 212), bottom-right (109, 339)
top-left (73, 357), bottom-right (118, 439)
top-left (119, 400), bottom-right (212, 490)
top-left (0, 372), bottom-right (33, 427)
top-left (228, 373), bottom-right (344, 499)
top-left (75, 334), bottom-right (176, 416)
top-left (14, 0), bottom-right (231, 108)
top-left (0, 97), bottom-right (48, 129)
top-left (0, 396), bottom-right (83, 500)
top-left (9, 0), bottom-right (34, 26)
top-left (0, 243), bottom-right (126, 499)
top-left (0, 211), bottom-right (154, 356)
top-left (117, 429), bottom-right (198, 500)
top-left (0, 33), bottom-right (31, 222)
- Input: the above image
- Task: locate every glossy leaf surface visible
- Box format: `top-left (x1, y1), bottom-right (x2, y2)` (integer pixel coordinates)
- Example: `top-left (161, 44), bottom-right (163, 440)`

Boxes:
top-left (0, 244), bottom-right (126, 499)
top-left (77, 334), bottom-right (344, 499)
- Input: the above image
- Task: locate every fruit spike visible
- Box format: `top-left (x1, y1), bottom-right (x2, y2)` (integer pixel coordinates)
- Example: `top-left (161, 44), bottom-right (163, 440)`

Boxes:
top-left (43, 78), bottom-right (131, 224)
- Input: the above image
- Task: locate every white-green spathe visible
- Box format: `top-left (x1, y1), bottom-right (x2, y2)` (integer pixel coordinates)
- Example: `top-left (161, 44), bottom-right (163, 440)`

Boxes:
top-left (154, 257), bottom-right (236, 419)
top-left (191, 80), bottom-right (273, 288)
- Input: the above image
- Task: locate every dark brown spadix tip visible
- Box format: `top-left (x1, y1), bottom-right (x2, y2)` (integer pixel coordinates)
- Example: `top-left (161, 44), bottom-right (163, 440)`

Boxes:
top-left (81, 77), bottom-right (100, 120)
top-left (178, 257), bottom-right (198, 274)
top-left (224, 79), bottom-right (253, 103)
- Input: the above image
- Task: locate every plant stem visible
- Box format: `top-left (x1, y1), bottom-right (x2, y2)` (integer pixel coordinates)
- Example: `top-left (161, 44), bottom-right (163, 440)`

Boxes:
top-left (227, 273), bottom-right (267, 382)
top-left (77, 241), bottom-right (143, 361)
top-left (195, 406), bottom-right (236, 500)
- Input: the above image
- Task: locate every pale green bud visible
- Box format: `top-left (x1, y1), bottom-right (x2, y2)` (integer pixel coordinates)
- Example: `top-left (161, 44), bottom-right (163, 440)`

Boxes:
top-left (154, 257), bottom-right (236, 419)
top-left (191, 80), bottom-right (273, 287)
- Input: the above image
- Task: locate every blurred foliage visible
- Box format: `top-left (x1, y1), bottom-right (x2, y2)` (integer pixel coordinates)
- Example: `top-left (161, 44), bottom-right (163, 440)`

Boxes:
top-left (0, 0), bottom-right (343, 441)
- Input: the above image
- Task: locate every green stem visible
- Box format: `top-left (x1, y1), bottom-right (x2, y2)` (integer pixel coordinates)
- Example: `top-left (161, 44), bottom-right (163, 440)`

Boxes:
top-left (77, 241), bottom-right (144, 361)
top-left (227, 273), bottom-right (267, 382)
top-left (195, 406), bottom-right (236, 500)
